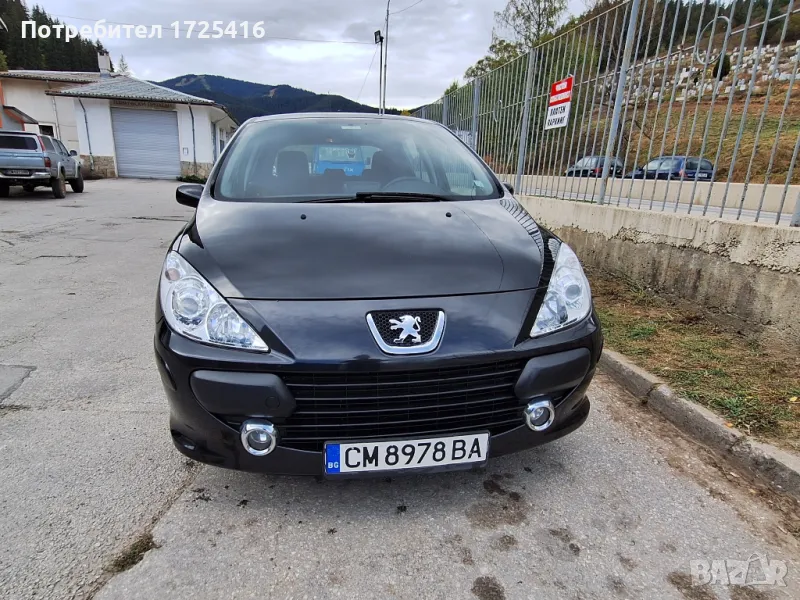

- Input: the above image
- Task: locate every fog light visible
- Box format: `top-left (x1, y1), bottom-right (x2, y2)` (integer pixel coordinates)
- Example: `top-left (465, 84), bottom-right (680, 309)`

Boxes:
top-left (240, 420), bottom-right (278, 456)
top-left (524, 399), bottom-right (555, 432)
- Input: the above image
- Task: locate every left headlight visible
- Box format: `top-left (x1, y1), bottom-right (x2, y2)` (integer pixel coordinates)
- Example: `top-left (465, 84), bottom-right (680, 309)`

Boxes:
top-left (530, 243), bottom-right (592, 338)
top-left (159, 252), bottom-right (269, 352)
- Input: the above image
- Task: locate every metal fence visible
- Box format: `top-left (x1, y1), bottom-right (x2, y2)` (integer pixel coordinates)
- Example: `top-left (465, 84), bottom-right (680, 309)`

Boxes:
top-left (413, 0), bottom-right (800, 226)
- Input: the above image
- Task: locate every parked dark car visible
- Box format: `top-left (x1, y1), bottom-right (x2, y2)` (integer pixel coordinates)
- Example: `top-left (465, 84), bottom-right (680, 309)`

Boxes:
top-left (155, 114), bottom-right (602, 477)
top-left (565, 156), bottom-right (624, 178)
top-left (627, 156), bottom-right (715, 180)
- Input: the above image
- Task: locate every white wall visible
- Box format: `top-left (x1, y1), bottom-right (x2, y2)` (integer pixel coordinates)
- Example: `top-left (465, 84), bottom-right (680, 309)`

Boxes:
top-left (177, 104), bottom-right (215, 164)
top-left (71, 98), bottom-right (233, 172)
top-left (2, 79), bottom-right (80, 151)
top-left (74, 98), bottom-right (116, 157)
top-left (53, 96), bottom-right (79, 152)
top-left (215, 120), bottom-right (234, 159)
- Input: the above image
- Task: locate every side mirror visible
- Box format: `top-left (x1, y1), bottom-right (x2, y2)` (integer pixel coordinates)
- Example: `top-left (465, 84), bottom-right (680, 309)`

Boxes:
top-left (503, 182), bottom-right (515, 196)
top-left (69, 150), bottom-right (78, 157)
top-left (176, 184), bottom-right (203, 208)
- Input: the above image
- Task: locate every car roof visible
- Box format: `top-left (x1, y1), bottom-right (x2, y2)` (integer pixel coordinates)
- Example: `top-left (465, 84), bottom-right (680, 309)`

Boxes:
top-left (244, 112), bottom-right (427, 126)
top-left (650, 155), bottom-right (709, 160)
top-left (0, 131), bottom-right (38, 136)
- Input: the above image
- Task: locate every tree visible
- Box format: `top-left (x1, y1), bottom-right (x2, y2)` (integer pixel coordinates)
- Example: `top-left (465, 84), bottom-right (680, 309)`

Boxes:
top-left (0, 0), bottom-right (106, 71)
top-left (0, 51), bottom-right (7, 72)
top-left (444, 80), bottom-right (459, 96)
top-left (714, 53), bottom-right (731, 80)
top-left (117, 55), bottom-right (130, 76)
top-left (465, 38), bottom-right (524, 79)
top-left (494, 0), bottom-right (567, 50)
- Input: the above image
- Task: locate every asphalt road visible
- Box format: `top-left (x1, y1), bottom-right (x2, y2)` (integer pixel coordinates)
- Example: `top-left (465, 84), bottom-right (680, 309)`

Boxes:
top-left (1, 179), bottom-right (797, 600)
top-left (518, 184), bottom-right (797, 226)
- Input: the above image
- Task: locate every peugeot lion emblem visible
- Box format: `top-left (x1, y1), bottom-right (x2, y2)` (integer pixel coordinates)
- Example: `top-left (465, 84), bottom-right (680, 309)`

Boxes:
top-left (366, 310), bottom-right (446, 356)
top-left (390, 315), bottom-right (422, 344)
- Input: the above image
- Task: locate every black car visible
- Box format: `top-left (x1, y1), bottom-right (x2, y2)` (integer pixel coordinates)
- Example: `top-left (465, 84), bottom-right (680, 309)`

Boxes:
top-left (627, 156), bottom-right (715, 180)
top-left (565, 155), bottom-right (624, 178)
top-left (155, 113), bottom-right (602, 477)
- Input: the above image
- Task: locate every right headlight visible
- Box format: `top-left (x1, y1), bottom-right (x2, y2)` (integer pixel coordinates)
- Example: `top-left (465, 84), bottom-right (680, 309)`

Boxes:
top-left (530, 243), bottom-right (592, 338)
top-left (159, 252), bottom-right (269, 352)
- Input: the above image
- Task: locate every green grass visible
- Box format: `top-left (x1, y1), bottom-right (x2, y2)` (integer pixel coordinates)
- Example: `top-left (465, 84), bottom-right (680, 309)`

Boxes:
top-left (591, 271), bottom-right (800, 447)
top-left (627, 323), bottom-right (658, 340)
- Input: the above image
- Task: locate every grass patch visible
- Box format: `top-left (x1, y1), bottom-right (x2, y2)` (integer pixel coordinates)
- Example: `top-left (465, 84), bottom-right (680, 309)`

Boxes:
top-left (107, 533), bottom-right (158, 573)
top-left (177, 174), bottom-right (207, 184)
top-left (628, 323), bottom-right (658, 340)
top-left (591, 270), bottom-right (800, 450)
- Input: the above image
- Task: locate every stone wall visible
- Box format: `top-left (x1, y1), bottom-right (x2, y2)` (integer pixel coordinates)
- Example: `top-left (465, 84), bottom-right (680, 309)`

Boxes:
top-left (80, 155), bottom-right (116, 179)
top-left (617, 41), bottom-right (800, 102)
top-left (180, 162), bottom-right (214, 179)
top-left (520, 195), bottom-right (800, 348)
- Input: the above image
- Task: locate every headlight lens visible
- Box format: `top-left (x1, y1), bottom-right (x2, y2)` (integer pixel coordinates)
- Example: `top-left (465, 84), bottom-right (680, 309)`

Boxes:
top-left (531, 243), bottom-right (592, 337)
top-left (159, 252), bottom-right (268, 352)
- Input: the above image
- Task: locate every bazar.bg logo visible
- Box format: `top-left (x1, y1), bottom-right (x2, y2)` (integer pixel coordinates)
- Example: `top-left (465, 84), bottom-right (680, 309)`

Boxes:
top-left (690, 554), bottom-right (787, 587)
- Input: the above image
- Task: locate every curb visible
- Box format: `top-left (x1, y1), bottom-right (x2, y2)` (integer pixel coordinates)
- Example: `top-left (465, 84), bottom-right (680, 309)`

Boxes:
top-left (599, 350), bottom-right (800, 500)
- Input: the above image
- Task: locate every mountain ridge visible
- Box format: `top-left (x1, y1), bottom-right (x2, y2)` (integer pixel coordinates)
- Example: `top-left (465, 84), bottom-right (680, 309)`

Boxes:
top-left (156, 74), bottom-right (399, 122)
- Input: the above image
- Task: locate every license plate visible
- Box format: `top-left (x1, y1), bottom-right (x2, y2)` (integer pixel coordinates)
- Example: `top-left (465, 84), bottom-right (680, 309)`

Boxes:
top-left (5, 170), bottom-right (29, 176)
top-left (324, 432), bottom-right (489, 475)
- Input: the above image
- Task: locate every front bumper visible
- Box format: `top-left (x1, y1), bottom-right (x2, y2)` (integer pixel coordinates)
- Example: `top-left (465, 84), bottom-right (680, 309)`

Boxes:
top-left (155, 306), bottom-right (602, 476)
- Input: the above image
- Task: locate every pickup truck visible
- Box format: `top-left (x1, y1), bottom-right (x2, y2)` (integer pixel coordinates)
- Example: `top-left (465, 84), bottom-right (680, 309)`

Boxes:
top-left (0, 131), bottom-right (84, 199)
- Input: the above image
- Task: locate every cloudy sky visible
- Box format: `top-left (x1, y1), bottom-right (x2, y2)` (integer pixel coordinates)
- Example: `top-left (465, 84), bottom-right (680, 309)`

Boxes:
top-left (37, 0), bottom-right (585, 109)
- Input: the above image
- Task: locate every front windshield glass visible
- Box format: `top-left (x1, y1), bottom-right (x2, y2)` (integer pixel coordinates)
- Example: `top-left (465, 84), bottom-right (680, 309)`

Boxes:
top-left (644, 159), bottom-right (665, 170)
top-left (574, 157), bottom-right (598, 168)
top-left (214, 117), bottom-right (501, 201)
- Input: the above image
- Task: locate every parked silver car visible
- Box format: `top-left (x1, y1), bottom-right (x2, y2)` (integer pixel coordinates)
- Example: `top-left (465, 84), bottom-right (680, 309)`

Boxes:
top-left (0, 131), bottom-right (84, 199)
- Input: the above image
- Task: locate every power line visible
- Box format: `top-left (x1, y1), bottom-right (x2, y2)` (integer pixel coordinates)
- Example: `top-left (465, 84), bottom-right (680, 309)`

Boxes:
top-left (391, 0), bottom-right (427, 15)
top-left (356, 45), bottom-right (380, 102)
top-left (49, 13), bottom-right (372, 44)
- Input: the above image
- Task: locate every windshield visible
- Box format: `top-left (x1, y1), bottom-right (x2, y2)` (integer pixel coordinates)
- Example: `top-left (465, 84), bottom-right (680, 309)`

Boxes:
top-left (215, 117), bottom-right (501, 201)
top-left (644, 158), bottom-right (669, 171)
top-left (574, 157), bottom-right (599, 168)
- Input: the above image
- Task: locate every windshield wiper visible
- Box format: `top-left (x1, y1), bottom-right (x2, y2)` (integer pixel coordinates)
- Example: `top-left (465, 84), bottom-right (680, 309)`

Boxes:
top-left (304, 192), bottom-right (450, 204)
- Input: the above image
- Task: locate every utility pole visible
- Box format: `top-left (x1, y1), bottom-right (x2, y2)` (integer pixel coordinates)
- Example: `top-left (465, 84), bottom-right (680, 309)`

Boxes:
top-left (375, 30), bottom-right (384, 114)
top-left (382, 0), bottom-right (391, 113)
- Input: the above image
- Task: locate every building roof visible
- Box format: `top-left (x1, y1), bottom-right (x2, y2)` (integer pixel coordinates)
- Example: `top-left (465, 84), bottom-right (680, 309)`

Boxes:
top-left (45, 76), bottom-right (216, 105)
top-left (45, 76), bottom-right (238, 125)
top-left (2, 106), bottom-right (38, 124)
top-left (0, 70), bottom-right (116, 83)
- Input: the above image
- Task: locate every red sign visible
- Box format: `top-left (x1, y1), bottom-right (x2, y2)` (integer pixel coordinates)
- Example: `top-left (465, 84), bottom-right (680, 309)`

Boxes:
top-left (545, 76), bottom-right (574, 130)
top-left (549, 76), bottom-right (574, 107)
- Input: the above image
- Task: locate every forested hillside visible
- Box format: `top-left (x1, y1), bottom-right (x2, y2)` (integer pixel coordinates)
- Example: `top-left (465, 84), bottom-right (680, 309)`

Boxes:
top-left (157, 74), bottom-right (397, 121)
top-left (0, 0), bottom-right (109, 71)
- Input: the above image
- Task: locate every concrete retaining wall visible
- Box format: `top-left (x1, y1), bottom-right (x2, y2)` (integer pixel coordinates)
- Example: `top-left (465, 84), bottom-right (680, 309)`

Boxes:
top-left (519, 195), bottom-right (800, 346)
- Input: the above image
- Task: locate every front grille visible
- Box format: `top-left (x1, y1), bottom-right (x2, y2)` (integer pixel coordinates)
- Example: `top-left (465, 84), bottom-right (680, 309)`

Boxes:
top-left (278, 359), bottom-right (527, 452)
top-left (368, 309), bottom-right (441, 347)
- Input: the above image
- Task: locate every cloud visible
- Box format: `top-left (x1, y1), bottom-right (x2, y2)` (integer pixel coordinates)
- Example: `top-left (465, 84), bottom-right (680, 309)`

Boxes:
top-left (40, 0), bottom-right (587, 108)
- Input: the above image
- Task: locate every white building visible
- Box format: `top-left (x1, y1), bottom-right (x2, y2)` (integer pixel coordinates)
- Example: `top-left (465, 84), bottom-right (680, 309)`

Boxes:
top-left (0, 59), bottom-right (237, 179)
top-left (0, 70), bottom-right (97, 146)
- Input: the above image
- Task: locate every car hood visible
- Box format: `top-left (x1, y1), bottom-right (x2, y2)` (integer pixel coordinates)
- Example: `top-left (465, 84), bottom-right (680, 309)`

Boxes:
top-left (181, 198), bottom-right (544, 300)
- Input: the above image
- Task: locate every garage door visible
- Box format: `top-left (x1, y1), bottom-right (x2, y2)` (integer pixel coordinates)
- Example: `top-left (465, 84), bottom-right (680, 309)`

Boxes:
top-left (111, 108), bottom-right (181, 179)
